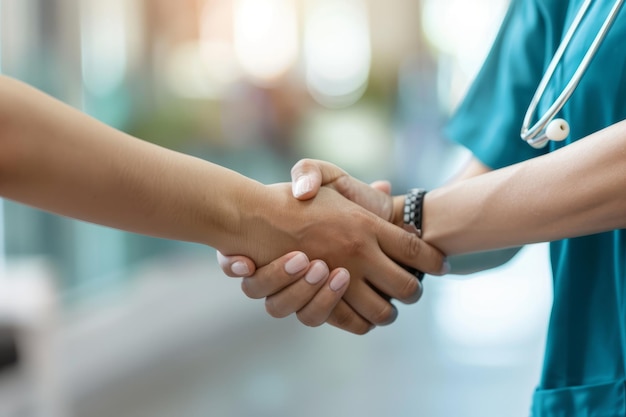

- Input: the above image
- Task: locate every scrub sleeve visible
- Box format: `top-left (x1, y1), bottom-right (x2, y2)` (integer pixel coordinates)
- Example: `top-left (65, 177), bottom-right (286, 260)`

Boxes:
top-left (444, 0), bottom-right (626, 416)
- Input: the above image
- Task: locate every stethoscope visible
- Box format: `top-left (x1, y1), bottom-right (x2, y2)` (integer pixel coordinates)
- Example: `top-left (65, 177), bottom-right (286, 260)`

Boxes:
top-left (521, 0), bottom-right (624, 149)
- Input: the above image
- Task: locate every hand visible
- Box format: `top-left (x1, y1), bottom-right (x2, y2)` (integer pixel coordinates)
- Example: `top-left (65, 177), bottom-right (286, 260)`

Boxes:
top-left (291, 159), bottom-right (397, 223)
top-left (233, 183), bottom-right (444, 315)
top-left (219, 161), bottom-right (448, 334)
top-left (218, 251), bottom-right (374, 334)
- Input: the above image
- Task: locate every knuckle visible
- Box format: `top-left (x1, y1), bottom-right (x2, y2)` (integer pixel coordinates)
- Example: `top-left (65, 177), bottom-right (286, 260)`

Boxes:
top-left (347, 321), bottom-right (372, 335)
top-left (291, 158), bottom-right (313, 175)
top-left (329, 309), bottom-right (372, 335)
top-left (402, 233), bottom-right (423, 260)
top-left (240, 279), bottom-right (261, 299)
top-left (371, 303), bottom-right (396, 326)
top-left (296, 310), bottom-right (324, 328)
top-left (342, 220), bottom-right (370, 256)
top-left (346, 238), bottom-right (367, 256)
top-left (330, 308), bottom-right (356, 329)
top-left (398, 276), bottom-right (421, 303)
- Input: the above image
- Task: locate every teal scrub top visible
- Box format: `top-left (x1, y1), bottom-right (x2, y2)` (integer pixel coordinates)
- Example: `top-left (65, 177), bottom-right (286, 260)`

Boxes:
top-left (444, 0), bottom-right (626, 415)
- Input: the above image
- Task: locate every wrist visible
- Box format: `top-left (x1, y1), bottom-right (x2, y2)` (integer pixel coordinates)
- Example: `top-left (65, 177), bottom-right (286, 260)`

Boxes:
top-left (211, 179), bottom-right (271, 253)
top-left (399, 188), bottom-right (428, 280)
top-left (420, 187), bottom-right (453, 254)
top-left (402, 188), bottom-right (427, 236)
top-left (236, 182), bottom-right (301, 263)
top-left (391, 195), bottom-right (405, 227)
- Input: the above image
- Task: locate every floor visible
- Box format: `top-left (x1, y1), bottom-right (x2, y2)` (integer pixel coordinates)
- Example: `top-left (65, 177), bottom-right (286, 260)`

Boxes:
top-left (1, 244), bottom-right (553, 417)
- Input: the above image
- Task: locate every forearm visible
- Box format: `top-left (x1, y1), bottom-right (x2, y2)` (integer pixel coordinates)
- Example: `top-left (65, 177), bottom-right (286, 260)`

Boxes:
top-left (415, 121), bottom-right (626, 255)
top-left (0, 76), bottom-right (264, 249)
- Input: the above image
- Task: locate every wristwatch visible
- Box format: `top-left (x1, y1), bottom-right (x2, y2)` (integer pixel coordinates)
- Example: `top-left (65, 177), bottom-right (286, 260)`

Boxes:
top-left (403, 188), bottom-right (427, 281)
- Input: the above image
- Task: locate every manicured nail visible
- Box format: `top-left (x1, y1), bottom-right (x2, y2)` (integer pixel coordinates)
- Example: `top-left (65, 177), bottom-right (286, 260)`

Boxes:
top-left (293, 176), bottom-right (312, 198)
top-left (285, 253), bottom-right (309, 275)
top-left (304, 262), bottom-right (329, 285)
top-left (231, 261), bottom-right (250, 276)
top-left (330, 269), bottom-right (350, 292)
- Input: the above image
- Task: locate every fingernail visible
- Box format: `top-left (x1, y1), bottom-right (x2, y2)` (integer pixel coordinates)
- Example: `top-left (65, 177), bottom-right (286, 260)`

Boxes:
top-left (293, 176), bottom-right (312, 198)
top-left (440, 260), bottom-right (451, 275)
top-left (304, 262), bottom-right (329, 285)
top-left (231, 261), bottom-right (250, 276)
top-left (330, 269), bottom-right (350, 292)
top-left (285, 253), bottom-right (309, 275)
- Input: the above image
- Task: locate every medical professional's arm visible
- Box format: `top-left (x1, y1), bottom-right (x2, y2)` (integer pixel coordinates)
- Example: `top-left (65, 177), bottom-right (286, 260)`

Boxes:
top-left (408, 122), bottom-right (626, 254)
top-left (0, 75), bottom-right (446, 329)
top-left (426, 158), bottom-right (523, 274)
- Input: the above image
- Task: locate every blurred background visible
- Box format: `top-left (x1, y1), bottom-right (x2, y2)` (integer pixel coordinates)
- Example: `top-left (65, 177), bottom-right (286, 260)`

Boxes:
top-left (0, 0), bottom-right (554, 416)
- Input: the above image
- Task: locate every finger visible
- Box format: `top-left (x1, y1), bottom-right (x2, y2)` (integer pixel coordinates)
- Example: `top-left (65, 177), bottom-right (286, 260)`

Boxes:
top-left (295, 268), bottom-right (350, 327)
top-left (291, 159), bottom-right (394, 220)
top-left (353, 245), bottom-right (425, 304)
top-left (265, 260), bottom-right (331, 318)
top-left (291, 158), bottom-right (346, 200)
top-left (370, 180), bottom-right (391, 195)
top-left (326, 300), bottom-right (375, 335)
top-left (342, 279), bottom-right (399, 326)
top-left (375, 218), bottom-right (447, 276)
top-left (216, 251), bottom-right (256, 277)
top-left (240, 252), bottom-right (311, 299)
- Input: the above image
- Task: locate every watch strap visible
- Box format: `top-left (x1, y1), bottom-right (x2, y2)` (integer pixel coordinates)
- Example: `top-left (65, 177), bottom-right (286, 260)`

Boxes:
top-left (402, 188), bottom-right (427, 281)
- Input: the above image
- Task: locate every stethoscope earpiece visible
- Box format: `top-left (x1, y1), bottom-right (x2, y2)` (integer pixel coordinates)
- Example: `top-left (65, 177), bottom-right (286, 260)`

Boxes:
top-left (545, 118), bottom-right (570, 141)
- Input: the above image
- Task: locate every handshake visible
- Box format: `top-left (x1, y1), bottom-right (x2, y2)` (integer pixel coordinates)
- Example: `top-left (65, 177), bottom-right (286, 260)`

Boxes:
top-left (217, 159), bottom-right (450, 335)
top-left (0, 75), bottom-right (474, 336)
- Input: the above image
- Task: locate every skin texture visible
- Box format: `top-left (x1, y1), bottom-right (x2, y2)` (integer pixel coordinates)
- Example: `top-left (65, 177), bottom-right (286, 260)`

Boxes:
top-left (222, 121), bottom-right (626, 332)
top-left (403, 122), bottom-right (626, 254)
top-left (0, 75), bottom-right (446, 332)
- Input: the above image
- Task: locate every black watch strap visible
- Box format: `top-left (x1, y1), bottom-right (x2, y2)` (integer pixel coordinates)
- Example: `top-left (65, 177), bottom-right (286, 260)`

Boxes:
top-left (402, 188), bottom-right (427, 281)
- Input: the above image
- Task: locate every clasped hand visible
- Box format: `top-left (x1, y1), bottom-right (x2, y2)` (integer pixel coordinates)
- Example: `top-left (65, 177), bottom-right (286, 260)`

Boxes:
top-left (218, 159), bottom-right (448, 334)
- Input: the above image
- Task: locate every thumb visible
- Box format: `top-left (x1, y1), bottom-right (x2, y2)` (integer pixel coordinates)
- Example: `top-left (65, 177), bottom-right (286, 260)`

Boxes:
top-left (370, 180), bottom-right (391, 195)
top-left (216, 251), bottom-right (257, 277)
top-left (291, 159), bottom-right (393, 220)
top-left (291, 158), bottom-right (347, 200)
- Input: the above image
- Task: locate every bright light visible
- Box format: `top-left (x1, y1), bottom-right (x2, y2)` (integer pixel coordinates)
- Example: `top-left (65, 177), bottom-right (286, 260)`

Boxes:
top-left (80, 0), bottom-right (128, 96)
top-left (233, 0), bottom-right (298, 85)
top-left (297, 105), bottom-right (391, 178)
top-left (199, 1), bottom-right (240, 86)
top-left (422, 0), bottom-right (508, 78)
top-left (421, 0), bottom-right (509, 112)
top-left (166, 41), bottom-right (238, 99)
top-left (304, 0), bottom-right (371, 108)
top-left (168, 0), bottom-right (242, 99)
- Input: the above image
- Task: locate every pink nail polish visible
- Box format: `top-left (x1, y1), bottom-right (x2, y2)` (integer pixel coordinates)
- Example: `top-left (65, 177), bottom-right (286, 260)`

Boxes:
top-left (285, 253), bottom-right (309, 275)
top-left (231, 261), bottom-right (250, 276)
top-left (330, 269), bottom-right (349, 292)
top-left (304, 262), bottom-right (328, 285)
top-left (293, 176), bottom-right (312, 198)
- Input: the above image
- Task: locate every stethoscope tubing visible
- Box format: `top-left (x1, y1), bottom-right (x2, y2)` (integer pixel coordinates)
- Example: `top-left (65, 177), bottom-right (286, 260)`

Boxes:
top-left (521, 0), bottom-right (624, 147)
